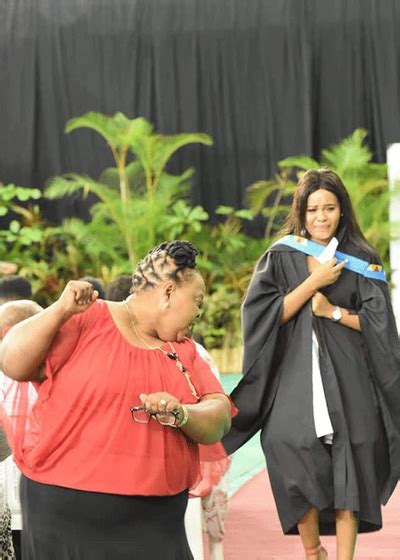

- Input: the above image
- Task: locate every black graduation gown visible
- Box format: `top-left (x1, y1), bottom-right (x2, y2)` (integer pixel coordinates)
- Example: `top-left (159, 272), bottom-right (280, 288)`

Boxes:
top-left (223, 242), bottom-right (400, 535)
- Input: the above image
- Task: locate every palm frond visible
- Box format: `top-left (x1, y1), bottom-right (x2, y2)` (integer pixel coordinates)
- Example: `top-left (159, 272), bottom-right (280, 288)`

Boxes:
top-left (278, 155), bottom-right (320, 170)
top-left (321, 129), bottom-right (371, 173)
top-left (156, 169), bottom-right (193, 199)
top-left (124, 118), bottom-right (156, 182)
top-left (99, 161), bottom-right (146, 193)
top-left (246, 181), bottom-right (280, 213)
top-left (45, 174), bottom-right (118, 204)
top-left (129, 131), bottom-right (212, 194)
top-left (151, 133), bottom-right (212, 183)
top-left (65, 111), bottom-right (134, 151)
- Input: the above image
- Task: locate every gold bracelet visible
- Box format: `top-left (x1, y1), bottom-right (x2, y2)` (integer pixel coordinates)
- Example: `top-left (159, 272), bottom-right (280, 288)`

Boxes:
top-left (175, 405), bottom-right (189, 428)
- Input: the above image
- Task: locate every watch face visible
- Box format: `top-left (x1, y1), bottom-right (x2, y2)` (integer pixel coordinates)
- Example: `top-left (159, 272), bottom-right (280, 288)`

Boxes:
top-left (332, 308), bottom-right (342, 321)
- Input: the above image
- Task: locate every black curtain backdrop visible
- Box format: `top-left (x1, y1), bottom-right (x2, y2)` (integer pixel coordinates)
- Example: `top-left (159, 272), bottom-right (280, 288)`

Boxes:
top-left (1, 0), bottom-right (400, 224)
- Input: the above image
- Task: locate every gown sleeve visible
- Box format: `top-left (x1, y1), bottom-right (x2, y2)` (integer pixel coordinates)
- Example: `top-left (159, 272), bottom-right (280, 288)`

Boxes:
top-left (223, 250), bottom-right (285, 454)
top-left (357, 271), bottom-right (400, 499)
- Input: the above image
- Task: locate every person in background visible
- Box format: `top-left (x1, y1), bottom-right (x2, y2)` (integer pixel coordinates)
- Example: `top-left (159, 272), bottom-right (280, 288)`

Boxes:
top-left (223, 169), bottom-right (400, 560)
top-left (78, 276), bottom-right (106, 299)
top-left (0, 264), bottom-right (18, 277)
top-left (0, 277), bottom-right (35, 560)
top-left (106, 274), bottom-right (132, 302)
top-left (0, 241), bottom-right (235, 560)
top-left (0, 427), bottom-right (14, 559)
top-left (0, 277), bottom-right (32, 305)
top-left (192, 333), bottom-right (229, 560)
top-left (0, 300), bottom-right (43, 560)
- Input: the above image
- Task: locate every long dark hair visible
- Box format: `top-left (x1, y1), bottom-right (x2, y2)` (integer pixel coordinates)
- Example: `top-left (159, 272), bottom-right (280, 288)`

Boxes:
top-left (279, 168), bottom-right (378, 259)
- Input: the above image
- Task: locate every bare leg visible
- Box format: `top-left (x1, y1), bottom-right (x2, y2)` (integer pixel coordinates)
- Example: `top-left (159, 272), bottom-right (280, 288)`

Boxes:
top-left (335, 509), bottom-right (358, 560)
top-left (298, 507), bottom-right (327, 559)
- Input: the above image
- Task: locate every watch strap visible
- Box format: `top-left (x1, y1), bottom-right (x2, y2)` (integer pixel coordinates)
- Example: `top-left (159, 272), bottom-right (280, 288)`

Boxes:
top-left (175, 405), bottom-right (189, 428)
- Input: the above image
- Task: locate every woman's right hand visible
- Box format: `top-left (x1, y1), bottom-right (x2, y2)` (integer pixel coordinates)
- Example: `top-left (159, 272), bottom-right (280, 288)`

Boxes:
top-left (54, 281), bottom-right (98, 319)
top-left (308, 258), bottom-right (347, 290)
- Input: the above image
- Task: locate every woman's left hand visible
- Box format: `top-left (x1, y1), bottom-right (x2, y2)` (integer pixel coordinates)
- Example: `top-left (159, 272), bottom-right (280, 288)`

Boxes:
top-left (139, 392), bottom-right (181, 415)
top-left (311, 292), bottom-right (334, 318)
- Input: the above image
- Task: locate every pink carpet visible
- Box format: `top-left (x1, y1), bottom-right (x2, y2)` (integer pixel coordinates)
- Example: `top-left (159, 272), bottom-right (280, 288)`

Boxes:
top-left (222, 469), bottom-right (400, 559)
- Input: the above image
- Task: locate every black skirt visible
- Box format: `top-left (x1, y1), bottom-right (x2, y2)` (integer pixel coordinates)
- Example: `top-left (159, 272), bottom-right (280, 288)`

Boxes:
top-left (20, 475), bottom-right (193, 560)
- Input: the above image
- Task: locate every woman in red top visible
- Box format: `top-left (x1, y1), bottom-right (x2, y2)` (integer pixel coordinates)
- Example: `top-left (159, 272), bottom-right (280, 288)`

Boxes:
top-left (0, 241), bottom-right (234, 560)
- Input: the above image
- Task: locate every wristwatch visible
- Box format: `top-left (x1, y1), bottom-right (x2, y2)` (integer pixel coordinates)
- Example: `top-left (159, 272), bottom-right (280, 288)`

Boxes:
top-left (331, 306), bottom-right (342, 323)
top-left (175, 405), bottom-right (189, 428)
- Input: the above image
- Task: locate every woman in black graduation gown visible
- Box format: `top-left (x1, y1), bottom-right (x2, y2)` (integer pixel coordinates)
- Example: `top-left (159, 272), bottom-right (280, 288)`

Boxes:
top-left (223, 169), bottom-right (400, 560)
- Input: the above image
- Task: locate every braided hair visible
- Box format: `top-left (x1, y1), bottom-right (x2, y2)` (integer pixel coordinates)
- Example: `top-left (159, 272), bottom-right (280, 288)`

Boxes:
top-left (131, 241), bottom-right (200, 293)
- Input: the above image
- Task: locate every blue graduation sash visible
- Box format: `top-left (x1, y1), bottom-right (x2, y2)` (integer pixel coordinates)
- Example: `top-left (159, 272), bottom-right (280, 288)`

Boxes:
top-left (275, 235), bottom-right (387, 282)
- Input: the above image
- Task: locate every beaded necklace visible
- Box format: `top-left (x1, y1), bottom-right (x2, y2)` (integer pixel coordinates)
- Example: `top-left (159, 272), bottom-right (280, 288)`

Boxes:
top-left (123, 301), bottom-right (200, 400)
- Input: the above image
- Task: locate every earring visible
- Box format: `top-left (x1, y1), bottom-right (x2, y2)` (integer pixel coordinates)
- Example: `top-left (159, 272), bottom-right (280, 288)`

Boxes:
top-left (300, 228), bottom-right (306, 236)
top-left (164, 301), bottom-right (170, 308)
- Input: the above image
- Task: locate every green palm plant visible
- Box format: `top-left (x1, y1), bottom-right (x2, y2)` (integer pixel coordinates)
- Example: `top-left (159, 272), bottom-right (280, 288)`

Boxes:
top-left (247, 129), bottom-right (397, 268)
top-left (189, 206), bottom-right (265, 349)
top-left (0, 183), bottom-right (45, 265)
top-left (246, 169), bottom-right (296, 240)
top-left (0, 183), bottom-right (42, 220)
top-left (45, 112), bottom-right (213, 265)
